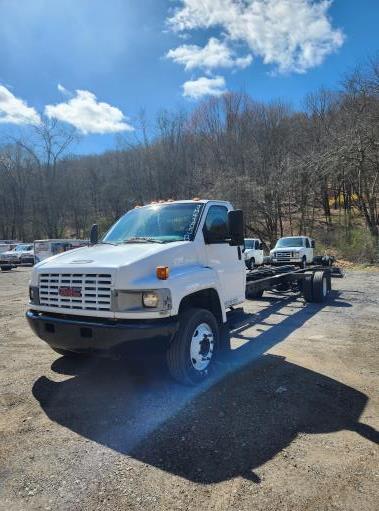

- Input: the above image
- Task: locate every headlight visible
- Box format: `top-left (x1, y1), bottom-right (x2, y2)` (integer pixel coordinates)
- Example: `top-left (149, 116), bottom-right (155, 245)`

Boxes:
top-left (113, 289), bottom-right (172, 312)
top-left (142, 292), bottom-right (159, 308)
top-left (29, 286), bottom-right (40, 305)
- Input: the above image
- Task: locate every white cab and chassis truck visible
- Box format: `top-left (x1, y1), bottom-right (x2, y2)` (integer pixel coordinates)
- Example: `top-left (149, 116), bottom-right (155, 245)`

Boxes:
top-left (243, 238), bottom-right (264, 270)
top-left (27, 200), bottom-right (341, 385)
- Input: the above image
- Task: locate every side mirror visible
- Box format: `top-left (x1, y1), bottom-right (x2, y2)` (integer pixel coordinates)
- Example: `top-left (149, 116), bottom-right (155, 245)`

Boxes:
top-left (90, 224), bottom-right (99, 245)
top-left (228, 210), bottom-right (244, 246)
top-left (259, 242), bottom-right (263, 250)
top-left (311, 240), bottom-right (315, 248)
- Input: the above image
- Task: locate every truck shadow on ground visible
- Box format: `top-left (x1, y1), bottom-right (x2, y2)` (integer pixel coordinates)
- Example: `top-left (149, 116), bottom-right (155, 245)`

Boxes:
top-left (32, 292), bottom-right (378, 484)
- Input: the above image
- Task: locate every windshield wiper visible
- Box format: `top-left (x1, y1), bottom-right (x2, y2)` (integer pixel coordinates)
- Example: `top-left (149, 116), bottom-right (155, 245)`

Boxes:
top-left (122, 237), bottom-right (165, 244)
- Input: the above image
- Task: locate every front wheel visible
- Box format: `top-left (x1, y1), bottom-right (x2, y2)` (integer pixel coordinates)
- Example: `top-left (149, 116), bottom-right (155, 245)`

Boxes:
top-left (167, 308), bottom-right (220, 385)
top-left (245, 257), bottom-right (255, 270)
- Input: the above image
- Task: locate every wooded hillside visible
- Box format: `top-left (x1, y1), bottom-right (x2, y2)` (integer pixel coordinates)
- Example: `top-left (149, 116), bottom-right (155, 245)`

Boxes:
top-left (1, 58), bottom-right (378, 262)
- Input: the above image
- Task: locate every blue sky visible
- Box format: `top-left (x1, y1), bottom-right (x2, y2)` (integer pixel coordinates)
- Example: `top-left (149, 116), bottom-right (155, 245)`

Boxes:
top-left (0, 0), bottom-right (378, 154)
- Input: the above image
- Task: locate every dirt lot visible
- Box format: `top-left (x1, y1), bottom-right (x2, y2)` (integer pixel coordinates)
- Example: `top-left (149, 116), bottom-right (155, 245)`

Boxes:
top-left (0, 268), bottom-right (378, 511)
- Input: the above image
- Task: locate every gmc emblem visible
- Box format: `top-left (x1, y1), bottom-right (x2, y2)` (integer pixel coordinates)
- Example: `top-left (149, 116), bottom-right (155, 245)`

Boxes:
top-left (59, 286), bottom-right (82, 298)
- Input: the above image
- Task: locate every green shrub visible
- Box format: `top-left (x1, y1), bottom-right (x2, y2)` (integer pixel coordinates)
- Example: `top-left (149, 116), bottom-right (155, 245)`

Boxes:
top-left (317, 227), bottom-right (378, 264)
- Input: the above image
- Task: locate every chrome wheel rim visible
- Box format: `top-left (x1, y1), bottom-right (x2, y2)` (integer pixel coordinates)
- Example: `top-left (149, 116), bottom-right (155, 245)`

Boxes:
top-left (190, 322), bottom-right (214, 371)
top-left (322, 277), bottom-right (327, 296)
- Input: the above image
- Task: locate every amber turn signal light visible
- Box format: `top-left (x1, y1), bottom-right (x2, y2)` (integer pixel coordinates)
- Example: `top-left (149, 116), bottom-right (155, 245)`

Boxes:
top-left (156, 266), bottom-right (169, 280)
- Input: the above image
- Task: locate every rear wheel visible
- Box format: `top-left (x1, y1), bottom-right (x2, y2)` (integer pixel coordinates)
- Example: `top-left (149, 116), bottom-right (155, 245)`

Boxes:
top-left (246, 288), bottom-right (264, 299)
top-left (312, 271), bottom-right (330, 303)
top-left (166, 308), bottom-right (220, 385)
top-left (302, 273), bottom-right (314, 302)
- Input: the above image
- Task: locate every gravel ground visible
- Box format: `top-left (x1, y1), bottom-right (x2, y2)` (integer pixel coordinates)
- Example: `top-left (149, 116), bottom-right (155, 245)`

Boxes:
top-left (0, 267), bottom-right (378, 511)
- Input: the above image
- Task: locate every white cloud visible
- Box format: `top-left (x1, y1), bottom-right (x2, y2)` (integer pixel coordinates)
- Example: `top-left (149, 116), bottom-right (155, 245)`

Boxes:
top-left (0, 85), bottom-right (40, 125)
top-left (57, 83), bottom-right (71, 96)
top-left (167, 37), bottom-right (252, 71)
top-left (167, 0), bottom-right (344, 73)
top-left (183, 76), bottom-right (226, 99)
top-left (45, 89), bottom-right (134, 134)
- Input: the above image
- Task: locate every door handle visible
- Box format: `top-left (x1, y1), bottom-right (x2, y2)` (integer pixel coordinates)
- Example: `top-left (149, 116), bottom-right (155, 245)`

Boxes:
top-left (237, 246), bottom-right (242, 260)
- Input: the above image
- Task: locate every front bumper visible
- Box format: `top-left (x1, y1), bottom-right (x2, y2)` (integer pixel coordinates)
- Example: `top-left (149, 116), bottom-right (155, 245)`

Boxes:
top-left (0, 258), bottom-right (19, 267)
top-left (20, 256), bottom-right (35, 265)
top-left (271, 258), bottom-right (301, 264)
top-left (26, 310), bottom-right (178, 354)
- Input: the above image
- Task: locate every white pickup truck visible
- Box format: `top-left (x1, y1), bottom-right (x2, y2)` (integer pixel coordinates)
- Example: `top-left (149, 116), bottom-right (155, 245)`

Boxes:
top-left (243, 238), bottom-right (264, 270)
top-left (0, 243), bottom-right (34, 271)
top-left (270, 236), bottom-right (315, 268)
top-left (27, 200), bottom-right (335, 385)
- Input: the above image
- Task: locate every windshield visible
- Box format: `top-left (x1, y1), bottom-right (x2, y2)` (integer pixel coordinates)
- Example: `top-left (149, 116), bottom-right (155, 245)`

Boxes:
top-left (103, 203), bottom-right (204, 244)
top-left (275, 237), bottom-right (304, 248)
top-left (244, 239), bottom-right (256, 249)
top-left (14, 244), bottom-right (32, 252)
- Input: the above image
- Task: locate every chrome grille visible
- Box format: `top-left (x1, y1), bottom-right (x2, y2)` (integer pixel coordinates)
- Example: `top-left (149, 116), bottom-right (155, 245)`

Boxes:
top-left (39, 273), bottom-right (112, 311)
top-left (275, 251), bottom-right (292, 261)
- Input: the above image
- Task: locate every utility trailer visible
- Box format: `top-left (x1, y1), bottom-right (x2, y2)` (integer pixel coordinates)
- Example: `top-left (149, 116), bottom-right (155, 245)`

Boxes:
top-left (245, 259), bottom-right (344, 303)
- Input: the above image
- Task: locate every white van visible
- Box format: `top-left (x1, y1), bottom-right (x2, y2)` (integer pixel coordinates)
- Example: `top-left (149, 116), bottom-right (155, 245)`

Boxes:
top-left (270, 236), bottom-right (315, 268)
top-left (34, 239), bottom-right (88, 263)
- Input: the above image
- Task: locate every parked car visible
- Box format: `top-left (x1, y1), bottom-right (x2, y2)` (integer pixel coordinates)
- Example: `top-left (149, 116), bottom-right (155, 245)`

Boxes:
top-left (270, 236), bottom-right (315, 268)
top-left (19, 244), bottom-right (35, 265)
top-left (0, 241), bottom-right (20, 254)
top-left (0, 243), bottom-right (34, 270)
top-left (244, 238), bottom-right (264, 269)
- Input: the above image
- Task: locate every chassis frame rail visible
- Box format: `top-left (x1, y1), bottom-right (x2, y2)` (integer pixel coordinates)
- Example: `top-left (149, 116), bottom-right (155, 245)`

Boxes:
top-left (245, 263), bottom-right (344, 303)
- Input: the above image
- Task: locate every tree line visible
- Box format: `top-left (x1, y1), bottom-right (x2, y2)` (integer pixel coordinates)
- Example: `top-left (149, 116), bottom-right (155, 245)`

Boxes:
top-left (1, 58), bottom-right (378, 258)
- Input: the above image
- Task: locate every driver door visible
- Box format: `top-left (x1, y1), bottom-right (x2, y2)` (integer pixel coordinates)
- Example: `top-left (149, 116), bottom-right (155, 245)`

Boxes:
top-left (203, 205), bottom-right (245, 308)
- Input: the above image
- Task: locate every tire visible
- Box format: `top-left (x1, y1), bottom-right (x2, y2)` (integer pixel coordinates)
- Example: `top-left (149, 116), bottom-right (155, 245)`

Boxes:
top-left (166, 307), bottom-right (220, 385)
top-left (274, 283), bottom-right (290, 293)
top-left (52, 348), bottom-right (87, 358)
top-left (245, 257), bottom-right (255, 270)
top-left (246, 288), bottom-right (264, 299)
top-left (312, 271), bottom-right (329, 303)
top-left (302, 273), bottom-right (314, 302)
top-left (326, 272), bottom-right (332, 292)
top-left (1, 265), bottom-right (12, 271)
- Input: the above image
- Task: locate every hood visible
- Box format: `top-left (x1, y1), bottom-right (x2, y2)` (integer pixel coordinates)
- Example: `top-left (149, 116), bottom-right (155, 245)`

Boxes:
top-left (1, 250), bottom-right (19, 257)
top-left (34, 241), bottom-right (194, 272)
top-left (271, 247), bottom-right (303, 254)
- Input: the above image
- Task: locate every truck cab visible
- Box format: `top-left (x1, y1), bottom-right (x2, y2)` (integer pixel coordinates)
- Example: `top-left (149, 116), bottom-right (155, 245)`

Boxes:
top-left (270, 236), bottom-right (314, 268)
top-left (27, 200), bottom-right (245, 385)
top-left (243, 238), bottom-right (264, 269)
